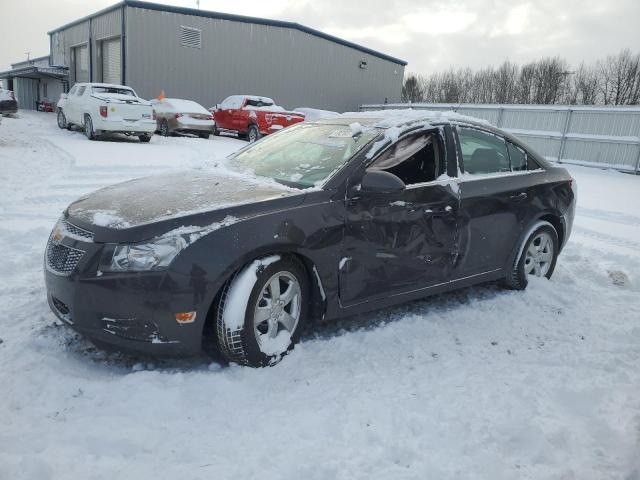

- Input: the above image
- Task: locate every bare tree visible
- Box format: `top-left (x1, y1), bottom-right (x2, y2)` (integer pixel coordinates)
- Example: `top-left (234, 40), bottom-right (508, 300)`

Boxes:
top-left (401, 75), bottom-right (424, 103)
top-left (405, 49), bottom-right (639, 106)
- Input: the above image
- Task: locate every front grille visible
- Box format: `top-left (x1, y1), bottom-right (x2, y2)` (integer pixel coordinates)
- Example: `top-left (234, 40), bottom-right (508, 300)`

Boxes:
top-left (61, 219), bottom-right (94, 241)
top-left (46, 241), bottom-right (85, 275)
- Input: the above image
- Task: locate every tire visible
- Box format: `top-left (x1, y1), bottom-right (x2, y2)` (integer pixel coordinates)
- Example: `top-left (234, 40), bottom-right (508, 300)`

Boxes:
top-left (212, 125), bottom-right (220, 136)
top-left (138, 134), bottom-right (152, 143)
top-left (84, 115), bottom-right (96, 140)
top-left (159, 119), bottom-right (170, 137)
top-left (199, 132), bottom-right (210, 139)
top-left (504, 221), bottom-right (559, 290)
top-left (247, 124), bottom-right (260, 143)
top-left (214, 255), bottom-right (309, 367)
top-left (57, 109), bottom-right (67, 129)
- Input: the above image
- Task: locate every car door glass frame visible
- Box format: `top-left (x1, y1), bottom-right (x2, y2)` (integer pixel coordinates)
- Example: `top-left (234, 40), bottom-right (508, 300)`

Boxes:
top-left (363, 127), bottom-right (451, 190)
top-left (455, 125), bottom-right (544, 182)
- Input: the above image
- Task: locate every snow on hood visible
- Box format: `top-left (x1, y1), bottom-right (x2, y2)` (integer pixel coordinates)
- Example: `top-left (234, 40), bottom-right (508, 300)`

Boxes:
top-left (67, 170), bottom-right (294, 229)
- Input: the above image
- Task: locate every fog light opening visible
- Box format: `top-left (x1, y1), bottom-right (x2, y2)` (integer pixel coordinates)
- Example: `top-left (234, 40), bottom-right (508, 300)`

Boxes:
top-left (175, 311), bottom-right (197, 324)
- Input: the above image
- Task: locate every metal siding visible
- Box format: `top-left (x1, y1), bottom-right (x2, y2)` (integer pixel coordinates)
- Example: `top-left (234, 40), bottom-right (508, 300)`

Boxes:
top-left (124, 6), bottom-right (402, 110)
top-left (14, 77), bottom-right (39, 110)
top-left (49, 21), bottom-right (89, 85)
top-left (92, 9), bottom-right (123, 82)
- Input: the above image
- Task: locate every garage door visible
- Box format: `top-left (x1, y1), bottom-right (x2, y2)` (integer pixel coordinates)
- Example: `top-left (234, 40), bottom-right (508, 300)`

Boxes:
top-left (102, 38), bottom-right (121, 84)
top-left (74, 45), bottom-right (89, 83)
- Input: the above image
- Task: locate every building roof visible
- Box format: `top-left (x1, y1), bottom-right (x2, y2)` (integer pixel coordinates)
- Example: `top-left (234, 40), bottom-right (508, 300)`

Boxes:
top-left (48, 0), bottom-right (408, 66)
top-left (0, 65), bottom-right (68, 80)
top-left (11, 55), bottom-right (51, 69)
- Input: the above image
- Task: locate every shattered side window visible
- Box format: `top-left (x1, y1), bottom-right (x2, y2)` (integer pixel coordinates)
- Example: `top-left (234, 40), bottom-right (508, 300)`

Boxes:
top-left (369, 132), bottom-right (442, 185)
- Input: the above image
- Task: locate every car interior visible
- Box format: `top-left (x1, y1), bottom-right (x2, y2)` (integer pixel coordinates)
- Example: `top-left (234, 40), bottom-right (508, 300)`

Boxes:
top-left (369, 132), bottom-right (441, 185)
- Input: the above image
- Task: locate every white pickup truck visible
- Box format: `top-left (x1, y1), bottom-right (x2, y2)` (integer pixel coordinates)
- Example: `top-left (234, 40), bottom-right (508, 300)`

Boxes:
top-left (56, 83), bottom-right (156, 142)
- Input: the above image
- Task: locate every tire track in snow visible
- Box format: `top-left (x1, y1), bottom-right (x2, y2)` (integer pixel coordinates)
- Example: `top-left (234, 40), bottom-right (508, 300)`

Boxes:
top-left (577, 207), bottom-right (640, 227)
top-left (572, 225), bottom-right (640, 254)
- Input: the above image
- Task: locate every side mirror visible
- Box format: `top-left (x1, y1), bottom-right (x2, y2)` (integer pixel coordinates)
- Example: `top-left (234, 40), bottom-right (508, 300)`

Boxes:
top-left (359, 170), bottom-right (406, 195)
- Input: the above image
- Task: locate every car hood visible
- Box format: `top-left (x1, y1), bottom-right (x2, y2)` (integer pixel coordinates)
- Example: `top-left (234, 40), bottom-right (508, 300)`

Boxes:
top-left (66, 170), bottom-right (302, 242)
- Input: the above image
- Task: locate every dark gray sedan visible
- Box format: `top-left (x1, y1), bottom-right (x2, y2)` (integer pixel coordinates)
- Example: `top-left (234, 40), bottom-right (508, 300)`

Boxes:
top-left (44, 112), bottom-right (576, 367)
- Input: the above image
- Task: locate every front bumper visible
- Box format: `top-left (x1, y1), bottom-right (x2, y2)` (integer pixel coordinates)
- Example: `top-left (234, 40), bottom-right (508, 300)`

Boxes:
top-left (44, 234), bottom-right (207, 357)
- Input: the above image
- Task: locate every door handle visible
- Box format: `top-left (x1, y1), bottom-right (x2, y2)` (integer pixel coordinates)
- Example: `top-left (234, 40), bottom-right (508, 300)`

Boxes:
top-left (510, 192), bottom-right (527, 202)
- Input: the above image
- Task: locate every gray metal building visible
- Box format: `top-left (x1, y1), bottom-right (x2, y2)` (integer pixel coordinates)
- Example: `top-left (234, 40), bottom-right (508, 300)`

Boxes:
top-left (47, 0), bottom-right (407, 111)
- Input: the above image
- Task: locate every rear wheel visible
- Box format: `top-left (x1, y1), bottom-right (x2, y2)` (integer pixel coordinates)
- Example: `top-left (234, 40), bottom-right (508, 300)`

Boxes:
top-left (214, 256), bottom-right (309, 367)
top-left (247, 124), bottom-right (260, 143)
top-left (504, 222), bottom-right (558, 290)
top-left (84, 115), bottom-right (96, 140)
top-left (159, 119), bottom-right (170, 137)
top-left (139, 134), bottom-right (152, 143)
top-left (212, 124), bottom-right (220, 136)
top-left (199, 132), bottom-right (210, 139)
top-left (57, 109), bottom-right (67, 129)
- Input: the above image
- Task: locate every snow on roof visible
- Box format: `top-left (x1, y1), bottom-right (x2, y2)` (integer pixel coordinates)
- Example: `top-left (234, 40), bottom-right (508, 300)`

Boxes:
top-left (77, 83), bottom-right (134, 89)
top-left (152, 98), bottom-right (209, 114)
top-left (334, 109), bottom-right (493, 129)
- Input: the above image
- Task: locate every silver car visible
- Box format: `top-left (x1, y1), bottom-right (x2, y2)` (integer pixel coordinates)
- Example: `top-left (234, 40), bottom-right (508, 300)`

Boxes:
top-left (151, 98), bottom-right (215, 139)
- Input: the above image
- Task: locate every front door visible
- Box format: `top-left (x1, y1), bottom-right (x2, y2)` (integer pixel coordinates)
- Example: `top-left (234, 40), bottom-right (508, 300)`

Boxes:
top-left (340, 128), bottom-right (459, 307)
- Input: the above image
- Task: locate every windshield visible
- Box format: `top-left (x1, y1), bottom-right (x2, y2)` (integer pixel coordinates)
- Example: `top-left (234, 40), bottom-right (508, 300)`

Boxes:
top-left (92, 86), bottom-right (135, 96)
top-left (232, 123), bottom-right (380, 188)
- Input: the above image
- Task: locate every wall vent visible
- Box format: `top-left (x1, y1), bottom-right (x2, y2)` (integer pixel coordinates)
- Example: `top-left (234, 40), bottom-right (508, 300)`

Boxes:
top-left (180, 26), bottom-right (202, 49)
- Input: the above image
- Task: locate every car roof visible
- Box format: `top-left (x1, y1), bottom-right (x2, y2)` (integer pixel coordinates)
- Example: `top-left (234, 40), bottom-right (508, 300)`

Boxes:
top-left (75, 83), bottom-right (134, 89)
top-left (314, 109), bottom-right (494, 131)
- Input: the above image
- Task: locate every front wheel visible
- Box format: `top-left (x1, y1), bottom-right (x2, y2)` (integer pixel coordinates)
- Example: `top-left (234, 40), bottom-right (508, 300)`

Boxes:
top-left (504, 222), bottom-right (559, 290)
top-left (57, 109), bottom-right (67, 129)
top-left (214, 256), bottom-right (309, 367)
top-left (138, 134), bottom-right (152, 143)
top-left (199, 132), bottom-right (210, 139)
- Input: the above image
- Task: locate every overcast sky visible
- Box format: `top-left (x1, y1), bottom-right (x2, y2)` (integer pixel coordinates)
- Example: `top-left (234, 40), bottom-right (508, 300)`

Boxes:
top-left (2, 0), bottom-right (638, 73)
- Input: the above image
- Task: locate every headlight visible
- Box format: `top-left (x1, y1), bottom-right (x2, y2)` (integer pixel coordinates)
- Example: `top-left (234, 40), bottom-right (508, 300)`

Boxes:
top-left (108, 236), bottom-right (187, 272)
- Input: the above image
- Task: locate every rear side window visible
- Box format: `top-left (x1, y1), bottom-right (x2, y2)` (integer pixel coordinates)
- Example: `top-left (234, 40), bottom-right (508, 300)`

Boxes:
top-left (458, 127), bottom-right (509, 175)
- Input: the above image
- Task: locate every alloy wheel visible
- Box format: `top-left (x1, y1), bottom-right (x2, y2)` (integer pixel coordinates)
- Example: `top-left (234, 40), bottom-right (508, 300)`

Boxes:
top-left (524, 231), bottom-right (554, 276)
top-left (253, 271), bottom-right (301, 348)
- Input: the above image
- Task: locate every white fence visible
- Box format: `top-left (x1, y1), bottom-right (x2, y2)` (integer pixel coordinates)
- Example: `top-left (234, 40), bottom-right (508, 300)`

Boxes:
top-left (359, 103), bottom-right (640, 173)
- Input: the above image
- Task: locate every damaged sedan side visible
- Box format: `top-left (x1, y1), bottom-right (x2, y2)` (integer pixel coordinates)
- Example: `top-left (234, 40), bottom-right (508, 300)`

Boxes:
top-left (44, 111), bottom-right (575, 367)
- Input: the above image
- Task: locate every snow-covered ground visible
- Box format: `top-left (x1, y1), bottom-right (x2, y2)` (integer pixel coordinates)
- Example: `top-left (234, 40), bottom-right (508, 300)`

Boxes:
top-left (1, 112), bottom-right (639, 479)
